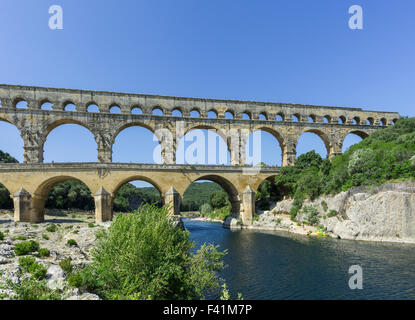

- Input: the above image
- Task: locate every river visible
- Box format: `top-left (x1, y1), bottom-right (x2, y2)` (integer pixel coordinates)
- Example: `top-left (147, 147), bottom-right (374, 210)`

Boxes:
top-left (183, 218), bottom-right (415, 300)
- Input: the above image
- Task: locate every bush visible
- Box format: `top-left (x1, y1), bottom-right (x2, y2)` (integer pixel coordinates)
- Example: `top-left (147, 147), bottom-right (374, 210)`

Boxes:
top-left (42, 234), bottom-right (49, 240)
top-left (302, 206), bottom-right (319, 226)
top-left (59, 259), bottom-right (73, 274)
top-left (67, 239), bottom-right (77, 246)
top-left (46, 225), bottom-right (57, 233)
top-left (14, 240), bottom-right (39, 256)
top-left (75, 204), bottom-right (227, 300)
top-left (0, 231), bottom-right (4, 241)
top-left (200, 203), bottom-right (213, 216)
top-left (15, 235), bottom-right (27, 241)
top-left (18, 256), bottom-right (47, 280)
top-left (7, 278), bottom-right (60, 300)
top-left (67, 272), bottom-right (83, 288)
top-left (328, 210), bottom-right (338, 217)
top-left (88, 223), bottom-right (95, 228)
top-left (321, 201), bottom-right (328, 212)
top-left (38, 248), bottom-right (50, 257)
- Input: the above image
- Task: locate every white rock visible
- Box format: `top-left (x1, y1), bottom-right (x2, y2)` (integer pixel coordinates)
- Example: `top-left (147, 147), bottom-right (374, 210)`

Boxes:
top-left (45, 264), bottom-right (66, 290)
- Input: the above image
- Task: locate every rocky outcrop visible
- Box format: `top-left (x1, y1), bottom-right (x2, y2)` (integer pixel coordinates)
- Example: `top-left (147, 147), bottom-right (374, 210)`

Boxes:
top-left (269, 181), bottom-right (415, 243)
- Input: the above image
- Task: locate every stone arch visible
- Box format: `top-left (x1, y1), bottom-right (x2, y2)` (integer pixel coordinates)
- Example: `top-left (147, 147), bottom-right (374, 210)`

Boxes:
top-left (172, 107), bottom-right (183, 117)
top-left (242, 111), bottom-right (252, 120)
top-left (190, 108), bottom-right (201, 118)
top-left (379, 118), bottom-right (387, 126)
top-left (308, 114), bottom-right (317, 123)
top-left (353, 116), bottom-right (361, 125)
top-left (246, 126), bottom-right (285, 166)
top-left (345, 129), bottom-right (369, 140)
top-left (341, 130), bottom-right (368, 152)
top-left (259, 112), bottom-right (268, 120)
top-left (323, 115), bottom-right (331, 123)
top-left (39, 99), bottom-right (53, 110)
top-left (367, 117), bottom-right (374, 125)
top-left (225, 110), bottom-right (235, 119)
top-left (0, 117), bottom-right (24, 162)
top-left (30, 175), bottom-right (96, 222)
top-left (131, 105), bottom-right (143, 114)
top-left (14, 98), bottom-right (28, 109)
top-left (297, 128), bottom-right (331, 158)
top-left (112, 175), bottom-right (164, 198)
top-left (110, 105), bottom-right (122, 114)
top-left (186, 175), bottom-right (240, 215)
top-left (0, 182), bottom-right (13, 210)
top-left (152, 106), bottom-right (164, 116)
top-left (87, 103), bottom-right (100, 113)
top-left (208, 109), bottom-right (218, 118)
top-left (276, 112), bottom-right (285, 121)
top-left (338, 115), bottom-right (346, 124)
top-left (63, 101), bottom-right (77, 112)
top-left (41, 119), bottom-right (97, 162)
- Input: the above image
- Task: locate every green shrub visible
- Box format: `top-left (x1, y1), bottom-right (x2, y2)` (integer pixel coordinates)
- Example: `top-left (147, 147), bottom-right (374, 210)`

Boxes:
top-left (18, 256), bottom-right (47, 280)
top-left (88, 223), bottom-right (95, 228)
top-left (7, 277), bottom-right (60, 300)
top-left (42, 234), bottom-right (49, 240)
top-left (321, 201), bottom-right (328, 212)
top-left (46, 225), bottom-right (57, 233)
top-left (328, 210), bottom-right (338, 217)
top-left (67, 239), bottom-right (77, 246)
top-left (200, 203), bottom-right (213, 216)
top-left (302, 205), bottom-right (319, 226)
top-left (75, 204), bottom-right (227, 300)
top-left (58, 259), bottom-right (73, 274)
top-left (65, 225), bottom-right (73, 229)
top-left (67, 272), bottom-right (83, 288)
top-left (15, 235), bottom-right (27, 241)
top-left (253, 213), bottom-right (259, 222)
top-left (0, 231), bottom-right (4, 241)
top-left (38, 248), bottom-right (50, 257)
top-left (14, 240), bottom-right (39, 256)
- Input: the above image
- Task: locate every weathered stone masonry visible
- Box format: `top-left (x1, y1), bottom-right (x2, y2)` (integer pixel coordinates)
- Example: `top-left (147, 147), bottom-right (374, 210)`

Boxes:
top-left (0, 84), bottom-right (400, 224)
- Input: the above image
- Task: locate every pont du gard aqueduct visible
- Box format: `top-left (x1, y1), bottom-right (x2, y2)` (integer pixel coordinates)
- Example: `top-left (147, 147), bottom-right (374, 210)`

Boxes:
top-left (0, 84), bottom-right (400, 225)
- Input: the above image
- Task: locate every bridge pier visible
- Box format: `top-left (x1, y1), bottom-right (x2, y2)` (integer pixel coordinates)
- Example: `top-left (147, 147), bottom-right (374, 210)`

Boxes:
top-left (164, 187), bottom-right (181, 216)
top-left (241, 186), bottom-right (256, 225)
top-left (13, 188), bottom-right (32, 222)
top-left (94, 187), bottom-right (113, 222)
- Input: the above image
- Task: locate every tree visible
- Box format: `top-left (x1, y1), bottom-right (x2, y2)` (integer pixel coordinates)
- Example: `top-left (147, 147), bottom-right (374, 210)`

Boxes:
top-left (210, 190), bottom-right (229, 209)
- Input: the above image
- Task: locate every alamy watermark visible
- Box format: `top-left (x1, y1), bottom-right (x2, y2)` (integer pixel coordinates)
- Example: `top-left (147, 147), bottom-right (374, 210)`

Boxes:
top-left (49, 5), bottom-right (63, 30)
top-left (348, 265), bottom-right (363, 289)
top-left (349, 5), bottom-right (363, 30)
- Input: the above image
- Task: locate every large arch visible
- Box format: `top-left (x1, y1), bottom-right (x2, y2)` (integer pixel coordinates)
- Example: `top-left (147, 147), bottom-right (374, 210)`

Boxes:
top-left (245, 127), bottom-right (284, 166)
top-left (296, 128), bottom-right (331, 159)
top-left (112, 177), bottom-right (163, 213)
top-left (184, 175), bottom-right (240, 215)
top-left (112, 123), bottom-right (162, 164)
top-left (43, 122), bottom-right (97, 162)
top-left (342, 130), bottom-right (369, 152)
top-left (0, 119), bottom-right (24, 162)
top-left (177, 126), bottom-right (231, 165)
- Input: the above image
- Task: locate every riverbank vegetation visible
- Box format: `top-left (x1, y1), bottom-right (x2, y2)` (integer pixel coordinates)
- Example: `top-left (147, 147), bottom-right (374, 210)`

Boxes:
top-left (61, 204), bottom-right (227, 300)
top-left (273, 117), bottom-right (415, 220)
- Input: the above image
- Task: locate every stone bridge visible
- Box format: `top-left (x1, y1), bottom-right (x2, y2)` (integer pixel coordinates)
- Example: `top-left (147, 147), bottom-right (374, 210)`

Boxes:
top-left (0, 84), bottom-right (400, 224)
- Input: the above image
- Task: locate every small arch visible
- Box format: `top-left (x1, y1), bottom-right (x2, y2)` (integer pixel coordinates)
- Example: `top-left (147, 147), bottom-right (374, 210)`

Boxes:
top-left (392, 118), bottom-right (398, 125)
top-left (242, 112), bottom-right (252, 120)
top-left (87, 104), bottom-right (100, 113)
top-left (172, 108), bottom-right (183, 117)
top-left (245, 128), bottom-right (283, 167)
top-left (110, 106), bottom-right (122, 114)
top-left (323, 115), bottom-right (331, 123)
top-left (259, 112), bottom-right (268, 121)
top-left (113, 176), bottom-right (164, 201)
top-left (338, 116), bottom-right (346, 124)
top-left (152, 107), bottom-right (163, 116)
top-left (292, 114), bottom-right (300, 122)
top-left (342, 131), bottom-right (367, 152)
top-left (225, 110), bottom-right (234, 119)
top-left (276, 113), bottom-right (285, 121)
top-left (297, 129), bottom-right (331, 158)
top-left (40, 102), bottom-right (53, 111)
top-left (131, 107), bottom-right (143, 115)
top-left (308, 115), bottom-right (316, 123)
top-left (366, 117), bottom-right (374, 126)
top-left (208, 110), bottom-right (218, 118)
top-left (35, 175), bottom-right (94, 200)
top-left (190, 109), bottom-right (201, 118)
top-left (15, 100), bottom-right (28, 109)
top-left (64, 103), bottom-right (77, 112)
top-left (353, 117), bottom-right (360, 125)
top-left (379, 118), bottom-right (387, 126)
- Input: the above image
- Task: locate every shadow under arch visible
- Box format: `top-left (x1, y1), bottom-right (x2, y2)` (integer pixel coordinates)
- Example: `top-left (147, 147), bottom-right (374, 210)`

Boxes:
top-left (346, 130), bottom-right (370, 140)
top-left (111, 176), bottom-right (164, 214)
top-left (0, 182), bottom-right (13, 210)
top-left (190, 175), bottom-right (240, 215)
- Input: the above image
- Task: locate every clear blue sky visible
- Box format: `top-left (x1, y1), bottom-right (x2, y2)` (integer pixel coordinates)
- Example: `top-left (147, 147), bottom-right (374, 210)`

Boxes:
top-left (1, 1), bottom-right (414, 184)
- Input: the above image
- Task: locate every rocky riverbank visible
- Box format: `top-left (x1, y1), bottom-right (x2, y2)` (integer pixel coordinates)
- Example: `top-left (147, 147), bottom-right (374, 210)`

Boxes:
top-left (0, 210), bottom-right (108, 300)
top-left (226, 181), bottom-right (415, 244)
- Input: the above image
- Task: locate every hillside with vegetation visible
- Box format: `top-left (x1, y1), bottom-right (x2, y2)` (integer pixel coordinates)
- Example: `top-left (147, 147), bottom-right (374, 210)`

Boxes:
top-left (273, 117), bottom-right (415, 220)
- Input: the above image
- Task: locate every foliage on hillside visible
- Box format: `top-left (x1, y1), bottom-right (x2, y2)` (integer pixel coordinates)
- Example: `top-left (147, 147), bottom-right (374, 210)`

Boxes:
top-left (274, 117), bottom-right (415, 219)
top-left (181, 182), bottom-right (223, 211)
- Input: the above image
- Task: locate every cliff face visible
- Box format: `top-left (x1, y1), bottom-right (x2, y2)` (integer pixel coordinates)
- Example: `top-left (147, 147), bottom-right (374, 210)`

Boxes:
top-left (271, 181), bottom-right (415, 243)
